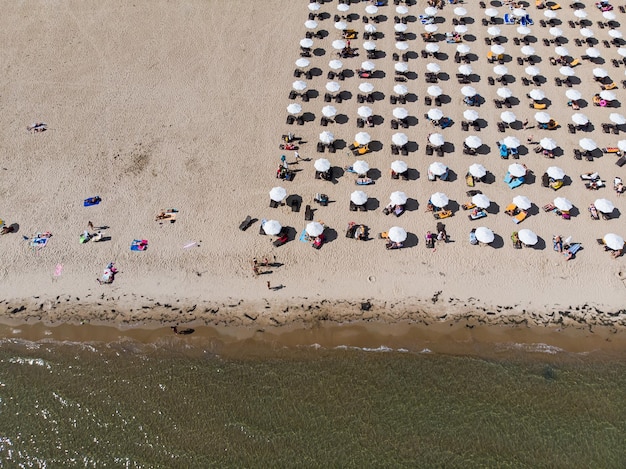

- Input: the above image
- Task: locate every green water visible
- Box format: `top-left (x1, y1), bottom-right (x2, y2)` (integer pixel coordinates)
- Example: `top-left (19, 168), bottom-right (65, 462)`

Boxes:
top-left (1, 339), bottom-right (625, 467)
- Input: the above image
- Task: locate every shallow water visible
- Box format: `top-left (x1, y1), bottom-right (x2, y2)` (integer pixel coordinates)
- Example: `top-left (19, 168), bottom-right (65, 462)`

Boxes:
top-left (1, 331), bottom-right (626, 468)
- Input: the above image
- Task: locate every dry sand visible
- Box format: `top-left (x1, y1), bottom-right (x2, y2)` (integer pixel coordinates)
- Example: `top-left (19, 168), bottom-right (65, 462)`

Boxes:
top-left (0, 0), bottom-right (625, 346)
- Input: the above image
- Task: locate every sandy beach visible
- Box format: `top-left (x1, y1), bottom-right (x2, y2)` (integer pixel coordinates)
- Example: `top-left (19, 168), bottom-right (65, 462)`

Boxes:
top-left (1, 0), bottom-right (625, 347)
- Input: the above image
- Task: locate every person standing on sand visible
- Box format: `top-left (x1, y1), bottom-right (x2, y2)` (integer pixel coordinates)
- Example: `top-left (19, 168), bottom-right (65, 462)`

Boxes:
top-left (294, 151), bottom-right (302, 163)
top-left (88, 221), bottom-right (94, 231)
top-left (267, 281), bottom-right (271, 290)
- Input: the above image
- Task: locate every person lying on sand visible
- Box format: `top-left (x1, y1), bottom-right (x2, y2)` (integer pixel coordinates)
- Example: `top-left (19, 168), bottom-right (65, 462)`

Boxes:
top-left (27, 122), bottom-right (47, 133)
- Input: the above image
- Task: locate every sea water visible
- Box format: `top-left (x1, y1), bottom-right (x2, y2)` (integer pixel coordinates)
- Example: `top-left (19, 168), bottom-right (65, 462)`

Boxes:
top-left (0, 331), bottom-right (625, 467)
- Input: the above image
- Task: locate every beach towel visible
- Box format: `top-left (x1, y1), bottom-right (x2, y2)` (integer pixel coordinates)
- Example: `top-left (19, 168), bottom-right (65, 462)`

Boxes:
top-left (130, 239), bottom-right (148, 251)
top-left (299, 229), bottom-right (308, 242)
top-left (84, 196), bottom-right (102, 207)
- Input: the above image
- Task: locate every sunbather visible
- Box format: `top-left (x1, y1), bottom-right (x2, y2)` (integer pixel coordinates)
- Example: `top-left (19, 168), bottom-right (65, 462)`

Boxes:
top-left (552, 235), bottom-right (563, 252)
top-left (564, 243), bottom-right (582, 261)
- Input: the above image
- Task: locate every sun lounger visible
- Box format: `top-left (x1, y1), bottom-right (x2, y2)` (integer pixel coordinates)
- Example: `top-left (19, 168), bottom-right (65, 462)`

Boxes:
top-left (504, 171), bottom-right (513, 184)
top-left (550, 180), bottom-right (564, 191)
top-left (466, 173), bottom-right (475, 187)
top-left (434, 210), bottom-right (453, 220)
top-left (356, 177), bottom-right (373, 185)
top-left (468, 210), bottom-right (487, 220)
top-left (508, 176), bottom-right (525, 189)
top-left (513, 211), bottom-right (528, 224)
top-left (462, 202), bottom-right (476, 211)
top-left (84, 196), bottom-right (102, 207)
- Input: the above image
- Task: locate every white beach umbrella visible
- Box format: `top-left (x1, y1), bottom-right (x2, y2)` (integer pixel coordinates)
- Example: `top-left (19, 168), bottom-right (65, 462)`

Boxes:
top-left (351, 190), bottom-right (368, 206)
top-left (618, 140), bottom-right (626, 152)
top-left (554, 46), bottom-right (569, 57)
top-left (540, 138), bottom-right (557, 150)
top-left (485, 8), bottom-right (498, 17)
top-left (574, 9), bottom-right (587, 18)
top-left (609, 30), bottom-right (623, 39)
top-left (465, 136), bottom-right (482, 149)
top-left (544, 9), bottom-right (557, 18)
top-left (392, 132), bottom-right (409, 146)
top-left (314, 158), bottom-right (331, 172)
top-left (493, 65), bottom-right (509, 76)
top-left (497, 87), bottom-right (513, 99)
top-left (393, 107), bottom-right (409, 120)
top-left (427, 63), bottom-right (441, 73)
top-left (595, 198), bottom-right (615, 214)
top-left (300, 38), bottom-right (314, 49)
top-left (457, 44), bottom-right (471, 54)
top-left (593, 67), bottom-right (609, 78)
top-left (603, 233), bottom-right (624, 250)
top-left (580, 28), bottom-right (594, 38)
top-left (508, 163), bottom-right (526, 177)
top-left (304, 20), bottom-right (318, 30)
top-left (475, 227), bottom-right (494, 244)
top-left (529, 89), bottom-right (545, 101)
top-left (554, 197), bottom-right (573, 211)
top-left (572, 113), bottom-right (588, 125)
top-left (517, 26), bottom-right (531, 36)
top-left (365, 5), bottom-right (378, 15)
top-left (319, 131), bottom-right (335, 144)
top-left (549, 27), bottom-right (563, 38)
top-left (429, 162), bottom-right (448, 176)
top-left (428, 108), bottom-right (444, 121)
top-left (503, 136), bottom-right (521, 149)
top-left (308, 3), bottom-right (320, 11)
top-left (619, 48), bottom-right (626, 57)
top-left (427, 85), bottom-right (443, 97)
top-left (364, 24), bottom-right (377, 34)
top-left (394, 84), bottom-right (408, 96)
top-left (353, 160), bottom-right (370, 175)
top-left (395, 42), bottom-right (410, 51)
top-left (454, 6), bottom-right (467, 16)
top-left (287, 103), bottom-right (302, 115)
top-left (512, 195), bottom-right (532, 210)
top-left (521, 45), bottom-right (536, 56)
top-left (354, 132), bottom-right (371, 145)
top-left (579, 138), bottom-right (597, 151)
top-left (429, 133), bottom-right (445, 147)
top-left (306, 221), bottom-right (324, 237)
top-left (397, 5), bottom-right (409, 15)
top-left (359, 82), bottom-right (374, 93)
top-left (395, 62), bottom-right (409, 73)
top-left (363, 41), bottom-right (377, 51)
top-left (566, 89), bottom-right (582, 100)
top-left (472, 194), bottom-right (491, 209)
top-left (326, 81), bottom-right (340, 93)
top-left (390, 191), bottom-right (408, 206)
top-left (263, 220), bottom-right (282, 236)
top-left (600, 90), bottom-right (617, 101)
top-left (603, 11), bottom-right (617, 20)
top-left (425, 24), bottom-right (439, 33)
top-left (425, 6), bottom-right (438, 16)
top-left (610, 113), bottom-right (626, 125)
top-left (535, 112), bottom-right (551, 124)
top-left (491, 45), bottom-right (505, 55)
top-left (337, 3), bottom-right (349, 12)
top-left (547, 166), bottom-right (565, 180)
top-left (488, 26), bottom-right (501, 36)
top-left (430, 192), bottom-right (449, 208)
top-left (426, 43), bottom-right (440, 53)
top-left (361, 61), bottom-right (376, 71)
top-left (335, 21), bottom-right (348, 31)
top-left (463, 109), bottom-right (479, 121)
top-left (295, 58), bottom-right (310, 68)
top-left (559, 66), bottom-right (575, 77)
top-left (329, 59), bottom-right (343, 70)
top-left (518, 229), bottom-right (538, 246)
top-left (388, 227), bottom-right (407, 243)
top-left (513, 8), bottom-right (527, 17)
top-left (525, 66), bottom-right (540, 76)
top-left (357, 106), bottom-right (373, 118)
top-left (469, 163), bottom-right (487, 178)
top-left (395, 23), bottom-right (408, 33)
top-left (292, 80), bottom-right (307, 91)
top-left (391, 160), bottom-right (408, 174)
top-left (458, 64), bottom-right (473, 76)
top-left (332, 39), bottom-right (347, 50)
top-left (501, 111), bottom-right (517, 124)
top-left (461, 86), bottom-right (477, 97)
top-left (456, 25), bottom-right (468, 34)
top-left (585, 47), bottom-right (601, 58)
top-left (269, 186), bottom-right (287, 202)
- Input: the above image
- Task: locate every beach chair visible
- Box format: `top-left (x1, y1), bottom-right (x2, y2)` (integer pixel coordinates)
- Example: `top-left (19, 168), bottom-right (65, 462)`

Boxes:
top-left (504, 171), bottom-right (513, 184)
top-left (434, 210), bottom-right (453, 220)
top-left (468, 210), bottom-right (487, 220)
top-left (508, 176), bottom-right (525, 189)
top-left (462, 202), bottom-right (476, 211)
top-left (550, 179), bottom-right (564, 191)
top-left (513, 211), bottom-right (528, 224)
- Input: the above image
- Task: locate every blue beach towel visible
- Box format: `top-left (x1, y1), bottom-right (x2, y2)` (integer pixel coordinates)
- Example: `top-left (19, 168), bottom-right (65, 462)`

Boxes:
top-left (84, 196), bottom-right (102, 207)
top-left (299, 229), bottom-right (308, 242)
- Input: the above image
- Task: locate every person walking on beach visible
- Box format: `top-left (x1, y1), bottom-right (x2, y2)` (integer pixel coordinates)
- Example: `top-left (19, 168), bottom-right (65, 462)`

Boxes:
top-left (267, 281), bottom-right (271, 290)
top-left (280, 154), bottom-right (288, 169)
top-left (294, 151), bottom-right (302, 163)
top-left (88, 221), bottom-right (94, 231)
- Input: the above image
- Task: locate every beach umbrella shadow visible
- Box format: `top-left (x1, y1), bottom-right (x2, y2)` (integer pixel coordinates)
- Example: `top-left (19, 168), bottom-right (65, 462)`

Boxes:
top-left (324, 228), bottom-right (338, 244)
top-left (366, 198), bottom-right (380, 211)
top-left (490, 233), bottom-right (504, 249)
top-left (403, 232), bottom-right (419, 248)
top-left (405, 198), bottom-right (419, 212)
top-left (407, 168), bottom-right (420, 181)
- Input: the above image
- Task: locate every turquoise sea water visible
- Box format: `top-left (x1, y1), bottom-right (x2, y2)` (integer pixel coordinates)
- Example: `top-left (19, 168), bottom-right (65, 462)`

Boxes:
top-left (1, 334), bottom-right (625, 467)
